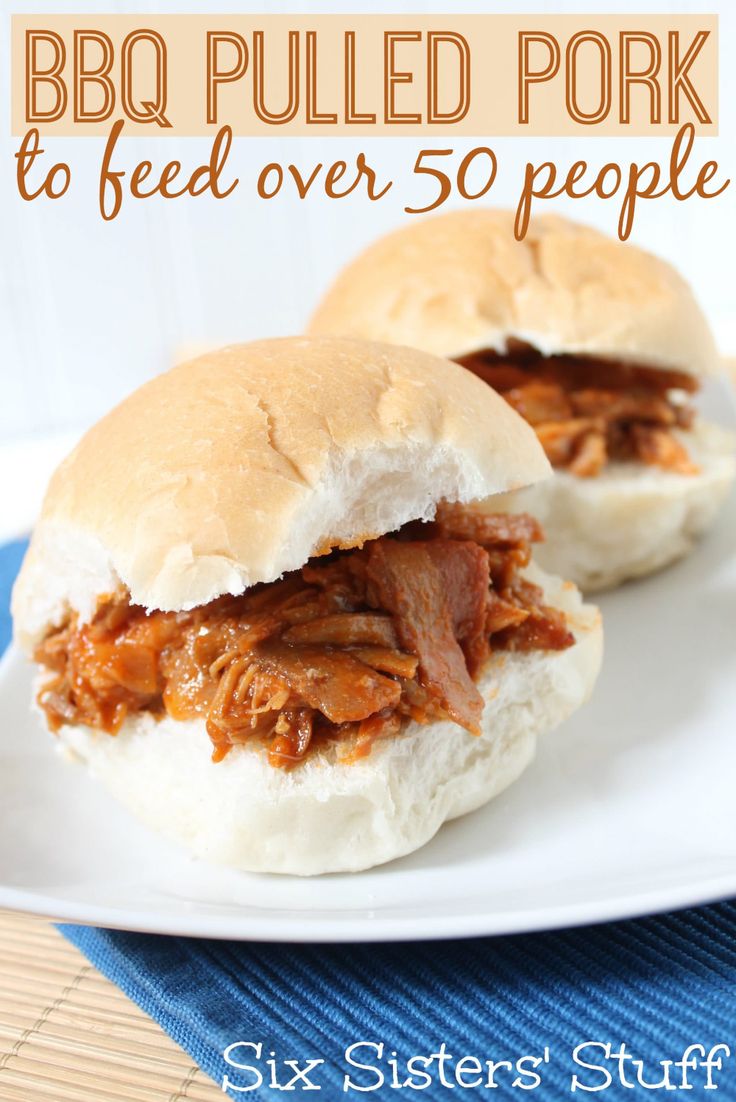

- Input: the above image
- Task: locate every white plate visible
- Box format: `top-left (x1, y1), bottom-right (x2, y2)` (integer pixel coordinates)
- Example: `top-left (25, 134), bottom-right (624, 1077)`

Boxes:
top-left (1, 487), bottom-right (735, 942)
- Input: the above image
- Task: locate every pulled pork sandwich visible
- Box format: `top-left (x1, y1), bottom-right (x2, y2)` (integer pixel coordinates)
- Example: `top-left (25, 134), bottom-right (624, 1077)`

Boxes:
top-left (309, 211), bottom-right (735, 591)
top-left (12, 337), bottom-right (601, 875)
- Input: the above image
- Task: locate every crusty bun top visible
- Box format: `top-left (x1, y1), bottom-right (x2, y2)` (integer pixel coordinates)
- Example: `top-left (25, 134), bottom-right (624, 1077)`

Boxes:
top-left (12, 336), bottom-right (550, 648)
top-left (309, 210), bottom-right (718, 377)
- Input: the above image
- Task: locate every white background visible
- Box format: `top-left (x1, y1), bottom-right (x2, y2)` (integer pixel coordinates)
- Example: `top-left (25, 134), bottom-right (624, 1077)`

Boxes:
top-left (0, 0), bottom-right (734, 448)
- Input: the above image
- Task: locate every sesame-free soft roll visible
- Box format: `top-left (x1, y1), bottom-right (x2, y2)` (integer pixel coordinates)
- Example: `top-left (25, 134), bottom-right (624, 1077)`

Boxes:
top-left (309, 212), bottom-right (735, 591)
top-left (12, 337), bottom-right (601, 875)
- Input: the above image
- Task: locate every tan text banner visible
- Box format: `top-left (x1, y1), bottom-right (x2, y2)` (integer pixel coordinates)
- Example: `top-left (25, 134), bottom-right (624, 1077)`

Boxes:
top-left (12, 14), bottom-right (718, 137)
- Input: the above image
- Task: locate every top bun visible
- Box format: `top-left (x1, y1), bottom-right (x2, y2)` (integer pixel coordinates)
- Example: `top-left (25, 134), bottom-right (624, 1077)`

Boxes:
top-left (309, 210), bottom-right (718, 377)
top-left (13, 336), bottom-right (549, 648)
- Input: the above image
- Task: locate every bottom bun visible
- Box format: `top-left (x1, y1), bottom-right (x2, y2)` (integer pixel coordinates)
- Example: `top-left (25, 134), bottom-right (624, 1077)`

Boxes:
top-left (493, 420), bottom-right (735, 593)
top-left (52, 567), bottom-right (602, 876)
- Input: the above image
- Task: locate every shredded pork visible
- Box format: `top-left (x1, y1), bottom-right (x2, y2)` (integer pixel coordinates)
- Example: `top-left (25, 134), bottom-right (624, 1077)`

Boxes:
top-left (34, 505), bottom-right (573, 768)
top-left (457, 342), bottom-right (698, 477)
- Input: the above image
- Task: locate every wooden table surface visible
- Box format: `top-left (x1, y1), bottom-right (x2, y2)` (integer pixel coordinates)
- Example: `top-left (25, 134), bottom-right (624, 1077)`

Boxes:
top-left (0, 909), bottom-right (221, 1101)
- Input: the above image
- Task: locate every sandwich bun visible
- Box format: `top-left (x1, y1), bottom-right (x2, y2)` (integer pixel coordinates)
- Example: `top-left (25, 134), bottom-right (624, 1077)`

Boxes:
top-left (309, 212), bottom-right (735, 591)
top-left (13, 336), bottom-right (602, 876)
top-left (13, 337), bottom-right (550, 649)
top-left (493, 422), bottom-right (735, 592)
top-left (308, 209), bottom-right (719, 376)
top-left (51, 564), bottom-right (601, 876)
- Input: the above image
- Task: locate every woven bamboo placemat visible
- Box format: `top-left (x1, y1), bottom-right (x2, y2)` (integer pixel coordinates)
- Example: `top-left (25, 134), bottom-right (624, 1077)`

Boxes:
top-left (0, 909), bottom-right (221, 1101)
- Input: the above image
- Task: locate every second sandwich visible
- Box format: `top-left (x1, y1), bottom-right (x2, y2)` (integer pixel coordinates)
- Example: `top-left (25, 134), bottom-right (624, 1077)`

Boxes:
top-left (310, 211), bottom-right (735, 591)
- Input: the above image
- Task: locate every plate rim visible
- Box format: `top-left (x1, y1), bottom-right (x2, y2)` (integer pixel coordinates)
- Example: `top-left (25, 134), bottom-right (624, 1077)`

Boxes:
top-left (1, 875), bottom-right (736, 942)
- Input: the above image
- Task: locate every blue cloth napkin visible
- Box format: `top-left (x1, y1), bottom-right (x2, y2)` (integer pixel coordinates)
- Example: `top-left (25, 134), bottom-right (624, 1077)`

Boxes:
top-left (2, 539), bottom-right (735, 1100)
top-left (0, 539), bottom-right (27, 654)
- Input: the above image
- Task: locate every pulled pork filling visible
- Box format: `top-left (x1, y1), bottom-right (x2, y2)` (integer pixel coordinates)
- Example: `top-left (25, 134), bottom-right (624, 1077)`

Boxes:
top-left (456, 342), bottom-right (699, 478)
top-left (34, 504), bottom-right (574, 768)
